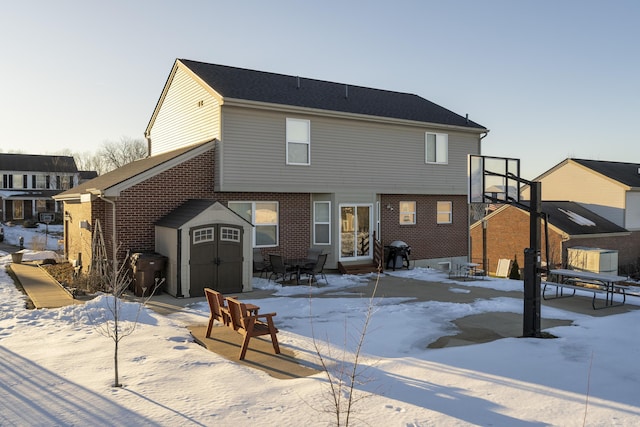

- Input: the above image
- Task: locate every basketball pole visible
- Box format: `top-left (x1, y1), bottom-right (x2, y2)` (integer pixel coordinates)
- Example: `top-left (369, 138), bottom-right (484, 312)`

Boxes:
top-left (523, 181), bottom-right (542, 337)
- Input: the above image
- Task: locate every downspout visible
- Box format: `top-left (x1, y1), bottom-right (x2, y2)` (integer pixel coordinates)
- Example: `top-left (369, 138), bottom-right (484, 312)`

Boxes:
top-left (99, 194), bottom-right (118, 281)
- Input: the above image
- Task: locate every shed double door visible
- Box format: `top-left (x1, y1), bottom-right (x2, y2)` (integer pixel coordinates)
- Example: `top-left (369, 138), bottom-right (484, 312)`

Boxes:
top-left (190, 224), bottom-right (243, 296)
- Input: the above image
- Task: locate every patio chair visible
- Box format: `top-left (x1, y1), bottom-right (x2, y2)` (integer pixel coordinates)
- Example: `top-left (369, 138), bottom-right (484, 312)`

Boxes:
top-left (268, 254), bottom-right (292, 283)
top-left (298, 253), bottom-right (328, 285)
top-left (306, 247), bottom-right (323, 264)
top-left (253, 248), bottom-right (272, 278)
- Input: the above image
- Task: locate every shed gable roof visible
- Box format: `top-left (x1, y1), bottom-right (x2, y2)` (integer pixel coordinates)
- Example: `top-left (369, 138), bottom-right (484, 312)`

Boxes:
top-left (0, 153), bottom-right (77, 173)
top-left (176, 59), bottom-right (486, 130)
top-left (155, 199), bottom-right (250, 228)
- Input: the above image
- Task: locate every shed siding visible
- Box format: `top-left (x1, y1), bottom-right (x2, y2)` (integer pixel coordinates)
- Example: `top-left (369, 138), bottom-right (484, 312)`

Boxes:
top-left (218, 106), bottom-right (479, 194)
top-left (149, 67), bottom-right (220, 155)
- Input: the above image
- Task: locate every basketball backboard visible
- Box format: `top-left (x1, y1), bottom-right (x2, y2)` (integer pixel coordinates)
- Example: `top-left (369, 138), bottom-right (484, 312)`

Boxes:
top-left (468, 155), bottom-right (521, 204)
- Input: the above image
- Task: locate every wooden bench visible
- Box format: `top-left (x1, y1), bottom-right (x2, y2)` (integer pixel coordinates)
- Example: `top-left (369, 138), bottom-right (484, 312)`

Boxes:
top-left (542, 280), bottom-right (626, 310)
top-left (226, 297), bottom-right (280, 360)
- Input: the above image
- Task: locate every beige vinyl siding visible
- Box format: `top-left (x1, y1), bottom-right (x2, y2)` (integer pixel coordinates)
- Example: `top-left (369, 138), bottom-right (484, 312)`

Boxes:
top-left (625, 191), bottom-right (640, 231)
top-left (532, 162), bottom-right (626, 226)
top-left (148, 67), bottom-right (220, 155)
top-left (218, 106), bottom-right (479, 194)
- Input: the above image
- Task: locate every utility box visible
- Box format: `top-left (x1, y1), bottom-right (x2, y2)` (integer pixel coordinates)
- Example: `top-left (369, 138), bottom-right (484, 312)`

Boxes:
top-left (566, 247), bottom-right (618, 275)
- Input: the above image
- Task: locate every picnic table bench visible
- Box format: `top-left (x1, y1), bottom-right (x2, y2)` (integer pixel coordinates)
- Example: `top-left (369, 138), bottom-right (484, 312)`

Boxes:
top-left (204, 288), bottom-right (280, 360)
top-left (543, 269), bottom-right (629, 310)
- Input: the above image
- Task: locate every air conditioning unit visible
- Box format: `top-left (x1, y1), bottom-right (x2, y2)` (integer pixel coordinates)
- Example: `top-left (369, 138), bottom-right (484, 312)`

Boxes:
top-left (566, 246), bottom-right (618, 275)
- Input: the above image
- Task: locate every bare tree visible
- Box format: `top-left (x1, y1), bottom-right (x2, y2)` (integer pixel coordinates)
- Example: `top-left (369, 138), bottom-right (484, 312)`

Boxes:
top-left (84, 248), bottom-right (162, 387)
top-left (72, 151), bottom-right (109, 176)
top-left (310, 270), bottom-right (381, 426)
top-left (98, 137), bottom-right (147, 172)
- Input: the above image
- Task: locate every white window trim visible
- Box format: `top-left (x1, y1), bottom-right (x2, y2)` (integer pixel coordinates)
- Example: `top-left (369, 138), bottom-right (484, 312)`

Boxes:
top-left (437, 201), bottom-right (453, 224)
top-left (425, 132), bottom-right (448, 164)
top-left (399, 201), bottom-right (416, 225)
top-left (220, 226), bottom-right (241, 242)
top-left (229, 201), bottom-right (279, 248)
top-left (313, 201), bottom-right (331, 245)
top-left (286, 118), bottom-right (311, 165)
top-left (193, 227), bottom-right (214, 244)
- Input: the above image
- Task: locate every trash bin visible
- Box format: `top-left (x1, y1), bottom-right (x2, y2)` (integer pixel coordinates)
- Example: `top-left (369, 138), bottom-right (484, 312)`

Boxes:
top-left (11, 252), bottom-right (24, 264)
top-left (130, 252), bottom-right (167, 297)
top-left (385, 240), bottom-right (411, 271)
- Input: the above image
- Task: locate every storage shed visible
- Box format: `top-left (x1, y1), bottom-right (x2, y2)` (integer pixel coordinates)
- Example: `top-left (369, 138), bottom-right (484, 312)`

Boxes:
top-left (154, 200), bottom-right (253, 297)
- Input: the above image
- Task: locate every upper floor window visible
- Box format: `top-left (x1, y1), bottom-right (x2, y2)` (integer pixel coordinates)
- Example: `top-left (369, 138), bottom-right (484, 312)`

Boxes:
top-left (399, 201), bottom-right (416, 225)
top-left (313, 201), bottom-right (331, 245)
top-left (437, 201), bottom-right (452, 224)
top-left (35, 175), bottom-right (47, 189)
top-left (228, 201), bottom-right (279, 247)
top-left (425, 133), bottom-right (448, 164)
top-left (13, 174), bottom-right (25, 189)
top-left (286, 118), bottom-right (310, 165)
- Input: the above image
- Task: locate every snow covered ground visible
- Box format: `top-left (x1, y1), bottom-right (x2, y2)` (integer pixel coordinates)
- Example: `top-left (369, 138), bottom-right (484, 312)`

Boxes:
top-left (1, 224), bottom-right (639, 426)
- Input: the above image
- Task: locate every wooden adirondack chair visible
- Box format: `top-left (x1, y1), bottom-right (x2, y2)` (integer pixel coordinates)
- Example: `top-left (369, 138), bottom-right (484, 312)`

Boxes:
top-left (226, 297), bottom-right (280, 360)
top-left (204, 288), bottom-right (233, 337)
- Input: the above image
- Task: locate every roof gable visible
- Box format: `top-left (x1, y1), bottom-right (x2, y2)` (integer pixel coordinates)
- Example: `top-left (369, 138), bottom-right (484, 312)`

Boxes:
top-left (176, 59), bottom-right (486, 130)
top-left (571, 159), bottom-right (640, 187)
top-left (54, 141), bottom-right (213, 200)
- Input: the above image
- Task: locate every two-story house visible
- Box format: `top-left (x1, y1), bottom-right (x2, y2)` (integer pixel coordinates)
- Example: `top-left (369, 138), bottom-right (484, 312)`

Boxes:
top-left (55, 59), bottom-right (488, 297)
top-left (1, 153), bottom-right (79, 223)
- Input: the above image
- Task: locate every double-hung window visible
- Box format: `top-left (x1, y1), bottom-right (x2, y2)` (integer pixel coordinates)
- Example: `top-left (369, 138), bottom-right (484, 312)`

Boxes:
top-left (228, 201), bottom-right (279, 247)
top-left (286, 118), bottom-right (310, 165)
top-left (399, 201), bottom-right (416, 225)
top-left (425, 132), bottom-right (448, 164)
top-left (313, 201), bottom-right (331, 245)
top-left (437, 201), bottom-right (452, 224)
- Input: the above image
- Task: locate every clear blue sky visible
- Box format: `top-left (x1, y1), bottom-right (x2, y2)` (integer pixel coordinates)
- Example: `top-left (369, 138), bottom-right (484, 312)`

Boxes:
top-left (1, 0), bottom-right (638, 179)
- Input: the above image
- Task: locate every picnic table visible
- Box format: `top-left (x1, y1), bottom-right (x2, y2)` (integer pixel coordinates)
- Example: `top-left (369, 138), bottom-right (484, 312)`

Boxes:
top-left (544, 268), bottom-right (628, 309)
top-left (449, 262), bottom-right (484, 280)
top-left (285, 258), bottom-right (312, 285)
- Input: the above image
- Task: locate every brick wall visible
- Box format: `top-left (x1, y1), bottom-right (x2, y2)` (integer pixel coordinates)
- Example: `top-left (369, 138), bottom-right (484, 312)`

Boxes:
top-left (380, 194), bottom-right (469, 260)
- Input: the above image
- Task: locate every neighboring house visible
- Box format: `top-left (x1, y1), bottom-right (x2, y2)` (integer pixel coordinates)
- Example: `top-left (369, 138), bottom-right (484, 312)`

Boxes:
top-left (55, 58), bottom-right (488, 297)
top-left (78, 170), bottom-right (98, 184)
top-left (470, 201), bottom-right (632, 276)
top-left (0, 153), bottom-right (80, 223)
top-left (521, 158), bottom-right (640, 270)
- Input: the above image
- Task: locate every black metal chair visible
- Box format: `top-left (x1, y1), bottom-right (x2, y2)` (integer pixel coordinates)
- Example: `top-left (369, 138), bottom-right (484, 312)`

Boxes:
top-left (298, 253), bottom-right (328, 285)
top-left (268, 254), bottom-right (292, 283)
top-left (253, 248), bottom-right (272, 278)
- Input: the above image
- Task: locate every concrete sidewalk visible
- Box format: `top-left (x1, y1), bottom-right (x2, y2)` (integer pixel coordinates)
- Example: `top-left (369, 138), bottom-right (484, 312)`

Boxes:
top-left (9, 262), bottom-right (80, 308)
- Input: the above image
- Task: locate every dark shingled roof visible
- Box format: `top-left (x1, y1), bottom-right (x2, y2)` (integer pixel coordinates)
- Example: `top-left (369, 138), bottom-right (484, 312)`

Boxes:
top-left (179, 59), bottom-right (486, 130)
top-left (519, 201), bottom-right (628, 235)
top-left (0, 153), bottom-right (77, 173)
top-left (55, 142), bottom-right (211, 198)
top-left (154, 199), bottom-right (219, 228)
top-left (155, 199), bottom-right (249, 228)
top-left (572, 159), bottom-right (640, 187)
